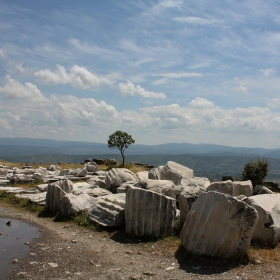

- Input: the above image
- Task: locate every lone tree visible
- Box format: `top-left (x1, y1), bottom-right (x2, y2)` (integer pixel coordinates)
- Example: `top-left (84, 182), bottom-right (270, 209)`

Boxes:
top-left (241, 157), bottom-right (269, 187)
top-left (108, 130), bottom-right (135, 166)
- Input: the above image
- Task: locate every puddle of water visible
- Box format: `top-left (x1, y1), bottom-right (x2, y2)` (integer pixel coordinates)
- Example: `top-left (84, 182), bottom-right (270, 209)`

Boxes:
top-left (0, 217), bottom-right (39, 279)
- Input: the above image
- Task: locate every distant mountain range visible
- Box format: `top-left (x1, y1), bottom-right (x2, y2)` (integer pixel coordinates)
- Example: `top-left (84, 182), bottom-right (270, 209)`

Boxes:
top-left (0, 137), bottom-right (280, 158)
top-left (0, 137), bottom-right (280, 181)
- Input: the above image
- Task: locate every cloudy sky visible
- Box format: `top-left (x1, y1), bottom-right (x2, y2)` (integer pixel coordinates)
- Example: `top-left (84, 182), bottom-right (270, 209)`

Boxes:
top-left (1, 0), bottom-right (280, 148)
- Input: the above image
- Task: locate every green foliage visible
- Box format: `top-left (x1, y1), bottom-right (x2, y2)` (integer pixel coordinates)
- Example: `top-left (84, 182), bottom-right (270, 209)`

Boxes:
top-left (108, 130), bottom-right (135, 166)
top-left (241, 157), bottom-right (269, 186)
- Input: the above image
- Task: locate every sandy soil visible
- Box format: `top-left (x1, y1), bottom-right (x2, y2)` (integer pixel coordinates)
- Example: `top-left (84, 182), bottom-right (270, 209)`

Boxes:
top-left (1, 203), bottom-right (280, 280)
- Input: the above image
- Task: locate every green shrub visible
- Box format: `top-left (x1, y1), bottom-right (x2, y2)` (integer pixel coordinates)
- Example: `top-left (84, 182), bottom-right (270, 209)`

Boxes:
top-left (241, 157), bottom-right (269, 187)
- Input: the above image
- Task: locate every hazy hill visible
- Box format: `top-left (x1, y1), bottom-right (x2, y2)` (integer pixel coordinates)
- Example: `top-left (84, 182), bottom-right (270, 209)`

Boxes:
top-left (0, 137), bottom-right (279, 181)
top-left (0, 137), bottom-right (280, 158)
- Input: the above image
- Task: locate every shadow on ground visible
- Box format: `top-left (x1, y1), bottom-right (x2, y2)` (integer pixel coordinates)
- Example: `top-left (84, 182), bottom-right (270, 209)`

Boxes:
top-left (174, 245), bottom-right (250, 275)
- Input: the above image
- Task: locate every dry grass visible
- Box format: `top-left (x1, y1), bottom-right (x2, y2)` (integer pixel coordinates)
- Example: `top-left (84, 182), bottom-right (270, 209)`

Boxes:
top-left (249, 243), bottom-right (280, 264)
top-left (0, 159), bottom-right (147, 174)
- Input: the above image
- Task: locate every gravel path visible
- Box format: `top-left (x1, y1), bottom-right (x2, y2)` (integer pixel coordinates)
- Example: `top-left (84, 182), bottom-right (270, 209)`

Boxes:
top-left (1, 203), bottom-right (280, 280)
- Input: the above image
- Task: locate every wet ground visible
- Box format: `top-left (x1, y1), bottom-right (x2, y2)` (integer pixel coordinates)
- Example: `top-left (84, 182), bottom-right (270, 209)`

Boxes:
top-left (0, 218), bottom-right (39, 279)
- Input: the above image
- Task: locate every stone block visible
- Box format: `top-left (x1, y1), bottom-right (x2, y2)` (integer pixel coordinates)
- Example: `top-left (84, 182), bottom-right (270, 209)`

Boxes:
top-left (125, 186), bottom-right (176, 237)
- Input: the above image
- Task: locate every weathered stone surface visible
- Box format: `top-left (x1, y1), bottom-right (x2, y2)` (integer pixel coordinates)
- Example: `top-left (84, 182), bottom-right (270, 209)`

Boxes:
top-left (180, 191), bottom-right (258, 258)
top-left (77, 168), bottom-right (88, 177)
top-left (179, 176), bottom-right (211, 222)
top-left (117, 181), bottom-right (139, 193)
top-left (180, 176), bottom-right (210, 189)
top-left (86, 188), bottom-right (112, 197)
top-left (245, 194), bottom-right (280, 246)
top-left (0, 186), bottom-right (34, 193)
top-left (136, 171), bottom-right (149, 181)
top-left (45, 179), bottom-right (73, 215)
top-left (9, 174), bottom-right (34, 183)
top-left (84, 162), bottom-right (98, 173)
top-left (87, 177), bottom-right (106, 188)
top-left (0, 168), bottom-right (9, 176)
top-left (138, 179), bottom-right (181, 201)
top-left (35, 167), bottom-right (49, 176)
top-left (47, 165), bottom-right (57, 171)
top-left (73, 182), bottom-right (91, 191)
top-left (105, 168), bottom-right (138, 193)
top-left (253, 185), bottom-right (274, 195)
top-left (206, 180), bottom-right (253, 197)
top-left (148, 166), bottom-right (163, 180)
top-left (125, 186), bottom-right (176, 237)
top-left (59, 169), bottom-right (70, 176)
top-left (37, 183), bottom-right (49, 192)
top-left (13, 169), bottom-right (34, 175)
top-left (88, 193), bottom-right (126, 227)
top-left (60, 193), bottom-right (96, 217)
top-left (16, 193), bottom-right (47, 205)
top-left (159, 161), bottom-right (194, 184)
top-left (179, 187), bottom-right (205, 226)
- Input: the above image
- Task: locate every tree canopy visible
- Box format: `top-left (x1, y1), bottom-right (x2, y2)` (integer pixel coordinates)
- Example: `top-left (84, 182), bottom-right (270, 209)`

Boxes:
top-left (108, 130), bottom-right (135, 166)
top-left (241, 157), bottom-right (269, 187)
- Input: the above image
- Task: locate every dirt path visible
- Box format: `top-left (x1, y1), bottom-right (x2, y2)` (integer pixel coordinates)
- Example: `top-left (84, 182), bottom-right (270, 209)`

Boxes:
top-left (1, 203), bottom-right (279, 280)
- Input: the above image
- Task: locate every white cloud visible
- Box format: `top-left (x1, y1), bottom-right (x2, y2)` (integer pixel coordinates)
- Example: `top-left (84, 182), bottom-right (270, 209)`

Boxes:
top-left (0, 75), bottom-right (45, 100)
top-left (15, 64), bottom-right (32, 75)
top-left (0, 48), bottom-right (5, 58)
top-left (34, 65), bottom-right (113, 89)
top-left (234, 77), bottom-right (249, 94)
top-left (266, 98), bottom-right (280, 108)
top-left (118, 80), bottom-right (166, 99)
top-left (188, 97), bottom-right (215, 109)
top-left (150, 0), bottom-right (183, 14)
top-left (173, 16), bottom-right (220, 25)
top-left (260, 68), bottom-right (276, 77)
top-left (154, 72), bottom-right (203, 78)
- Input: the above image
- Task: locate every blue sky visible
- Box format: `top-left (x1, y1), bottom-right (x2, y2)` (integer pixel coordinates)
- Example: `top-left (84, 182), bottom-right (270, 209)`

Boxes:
top-left (1, 0), bottom-right (280, 148)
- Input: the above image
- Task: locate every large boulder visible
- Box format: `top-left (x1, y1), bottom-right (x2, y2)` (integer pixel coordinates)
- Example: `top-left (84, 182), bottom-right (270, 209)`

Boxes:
top-left (16, 193), bottom-right (47, 205)
top-left (245, 194), bottom-right (280, 246)
top-left (88, 193), bottom-right (126, 227)
top-left (125, 186), bottom-right (176, 237)
top-left (35, 167), bottom-right (49, 176)
top-left (136, 171), bottom-right (149, 181)
top-left (159, 161), bottom-right (194, 184)
top-left (148, 162), bottom-right (194, 184)
top-left (60, 193), bottom-right (96, 217)
top-left (105, 168), bottom-right (138, 193)
top-left (84, 162), bottom-right (98, 173)
top-left (180, 191), bottom-right (258, 258)
top-left (148, 166), bottom-right (163, 180)
top-left (87, 177), bottom-right (106, 189)
top-left (206, 180), bottom-right (253, 197)
top-left (116, 181), bottom-right (139, 193)
top-left (45, 179), bottom-right (73, 215)
top-left (138, 179), bottom-right (181, 202)
top-left (179, 177), bottom-right (210, 224)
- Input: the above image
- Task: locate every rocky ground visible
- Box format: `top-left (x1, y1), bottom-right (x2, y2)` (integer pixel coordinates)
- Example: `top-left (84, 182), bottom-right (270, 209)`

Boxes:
top-left (1, 203), bottom-right (280, 280)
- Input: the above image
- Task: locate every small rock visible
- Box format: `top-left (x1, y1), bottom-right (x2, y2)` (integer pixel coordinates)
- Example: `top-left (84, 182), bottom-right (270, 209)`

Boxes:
top-left (17, 272), bottom-right (28, 278)
top-left (12, 259), bottom-right (19, 264)
top-left (0, 232), bottom-right (3, 235)
top-left (71, 239), bottom-right (77, 243)
top-left (165, 267), bottom-right (175, 271)
top-left (24, 242), bottom-right (30, 245)
top-left (29, 261), bottom-right (38, 265)
top-left (48, 262), bottom-right (58, 268)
